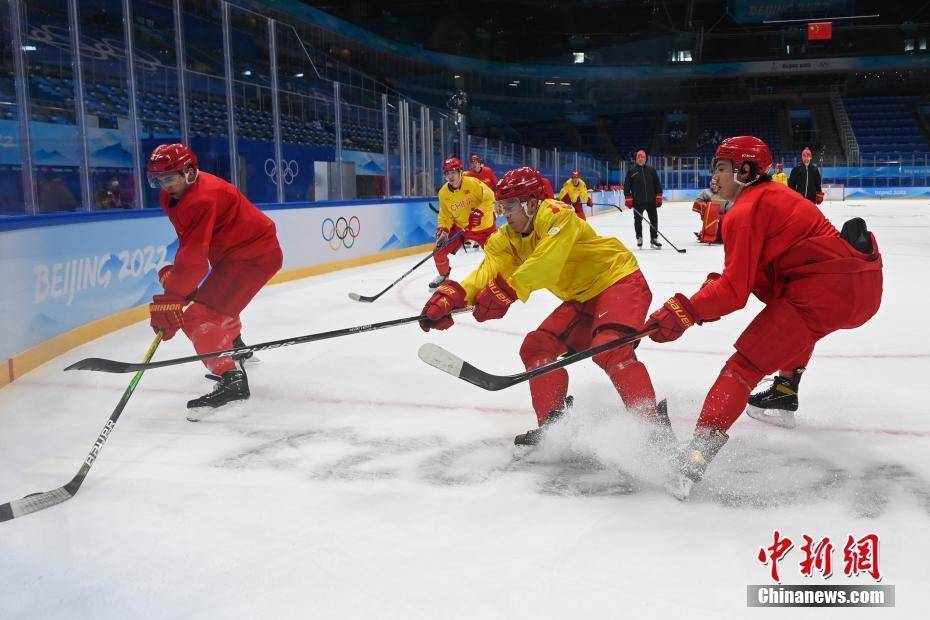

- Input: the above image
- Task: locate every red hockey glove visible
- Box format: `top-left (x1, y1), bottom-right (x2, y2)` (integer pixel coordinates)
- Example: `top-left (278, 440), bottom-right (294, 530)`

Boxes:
top-left (586, 197), bottom-right (593, 208)
top-left (419, 281), bottom-right (467, 332)
top-left (814, 191), bottom-right (824, 205)
top-left (468, 208), bottom-right (484, 230)
top-left (157, 264), bottom-right (172, 287)
top-left (624, 196), bottom-right (634, 209)
top-left (435, 227), bottom-right (450, 248)
top-left (559, 194), bottom-right (570, 204)
top-left (647, 293), bottom-right (700, 343)
top-left (149, 293), bottom-right (186, 340)
top-left (473, 273), bottom-right (517, 322)
top-left (655, 193), bottom-right (663, 208)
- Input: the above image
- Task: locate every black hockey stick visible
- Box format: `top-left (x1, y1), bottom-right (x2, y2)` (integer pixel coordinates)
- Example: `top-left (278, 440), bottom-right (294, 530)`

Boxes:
top-left (65, 310), bottom-right (468, 374)
top-left (612, 204), bottom-right (687, 253)
top-left (348, 229), bottom-right (464, 303)
top-left (428, 202), bottom-right (439, 214)
top-left (0, 332), bottom-right (162, 523)
top-left (418, 325), bottom-right (657, 391)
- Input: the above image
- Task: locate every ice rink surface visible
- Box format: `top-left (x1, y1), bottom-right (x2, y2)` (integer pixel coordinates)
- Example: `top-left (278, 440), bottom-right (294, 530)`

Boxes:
top-left (1, 200), bottom-right (927, 618)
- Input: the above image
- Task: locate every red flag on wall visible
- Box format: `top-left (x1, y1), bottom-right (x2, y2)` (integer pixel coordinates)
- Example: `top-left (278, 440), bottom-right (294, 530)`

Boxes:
top-left (808, 22), bottom-right (833, 41)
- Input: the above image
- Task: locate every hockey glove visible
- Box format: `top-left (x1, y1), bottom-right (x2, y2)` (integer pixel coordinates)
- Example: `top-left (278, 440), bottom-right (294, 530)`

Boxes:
top-left (814, 191), bottom-right (824, 205)
top-left (468, 208), bottom-right (484, 230)
top-left (647, 293), bottom-right (700, 343)
top-left (420, 280), bottom-right (467, 332)
top-left (586, 197), bottom-right (593, 209)
top-left (692, 200), bottom-right (709, 214)
top-left (149, 293), bottom-right (186, 340)
top-left (473, 273), bottom-right (517, 322)
top-left (624, 196), bottom-right (634, 209)
top-left (655, 193), bottom-right (663, 208)
top-left (435, 227), bottom-right (450, 248)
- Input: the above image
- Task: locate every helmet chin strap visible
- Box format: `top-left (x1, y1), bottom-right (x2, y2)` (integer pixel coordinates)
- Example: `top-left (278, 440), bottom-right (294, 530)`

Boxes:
top-left (184, 168), bottom-right (199, 186)
top-left (519, 199), bottom-right (536, 233)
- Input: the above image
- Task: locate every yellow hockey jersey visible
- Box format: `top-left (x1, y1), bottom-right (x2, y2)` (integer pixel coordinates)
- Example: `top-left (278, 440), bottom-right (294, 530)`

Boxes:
top-left (773, 172), bottom-right (788, 185)
top-left (461, 199), bottom-right (640, 304)
top-left (559, 179), bottom-right (589, 203)
top-left (437, 175), bottom-right (496, 231)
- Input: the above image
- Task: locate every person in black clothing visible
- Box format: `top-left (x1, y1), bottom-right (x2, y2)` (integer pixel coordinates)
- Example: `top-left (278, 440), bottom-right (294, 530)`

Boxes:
top-left (623, 150), bottom-right (664, 249)
top-left (787, 147), bottom-right (824, 206)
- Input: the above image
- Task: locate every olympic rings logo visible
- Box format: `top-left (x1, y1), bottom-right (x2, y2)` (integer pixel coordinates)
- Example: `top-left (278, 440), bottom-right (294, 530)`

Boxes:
top-left (265, 158), bottom-right (299, 185)
top-left (321, 216), bottom-right (361, 250)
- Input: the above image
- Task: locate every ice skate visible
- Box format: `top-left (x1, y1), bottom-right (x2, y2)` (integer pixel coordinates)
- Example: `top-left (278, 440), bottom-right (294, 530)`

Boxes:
top-left (514, 395), bottom-right (574, 447)
top-left (186, 367), bottom-right (250, 422)
top-left (666, 428), bottom-right (729, 500)
top-left (746, 368), bottom-right (803, 429)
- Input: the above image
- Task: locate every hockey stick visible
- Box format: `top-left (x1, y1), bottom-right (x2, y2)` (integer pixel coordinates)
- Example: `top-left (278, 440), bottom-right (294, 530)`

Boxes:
top-left (0, 332), bottom-right (163, 523)
top-left (348, 229), bottom-right (465, 303)
top-left (66, 310), bottom-right (468, 374)
top-left (612, 204), bottom-right (686, 253)
top-left (428, 202), bottom-right (439, 214)
top-left (418, 325), bottom-right (657, 391)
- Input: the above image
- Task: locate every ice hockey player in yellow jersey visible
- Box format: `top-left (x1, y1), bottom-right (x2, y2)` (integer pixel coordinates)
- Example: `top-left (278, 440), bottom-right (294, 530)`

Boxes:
top-left (430, 157), bottom-right (498, 289)
top-left (558, 170), bottom-right (593, 220)
top-left (773, 163), bottom-right (788, 185)
top-left (419, 167), bottom-right (672, 448)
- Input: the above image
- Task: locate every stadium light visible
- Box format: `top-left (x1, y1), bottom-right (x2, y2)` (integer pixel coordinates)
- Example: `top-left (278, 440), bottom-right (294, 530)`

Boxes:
top-left (573, 52), bottom-right (585, 64)
top-left (294, 72), bottom-right (304, 78)
top-left (21, 45), bottom-right (37, 52)
top-left (243, 70), bottom-right (252, 76)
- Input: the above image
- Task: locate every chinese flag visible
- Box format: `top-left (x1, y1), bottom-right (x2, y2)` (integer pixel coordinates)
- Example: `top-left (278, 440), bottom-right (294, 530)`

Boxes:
top-left (808, 22), bottom-right (833, 41)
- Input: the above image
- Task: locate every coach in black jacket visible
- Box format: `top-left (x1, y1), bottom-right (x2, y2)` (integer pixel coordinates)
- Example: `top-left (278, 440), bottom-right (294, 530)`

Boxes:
top-left (623, 150), bottom-right (663, 249)
top-left (788, 147), bottom-right (824, 205)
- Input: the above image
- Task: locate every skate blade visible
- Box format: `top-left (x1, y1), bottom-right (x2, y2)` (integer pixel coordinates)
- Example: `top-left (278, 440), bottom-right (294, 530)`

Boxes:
top-left (186, 398), bottom-right (249, 423)
top-left (745, 405), bottom-right (796, 429)
top-left (665, 475), bottom-right (694, 501)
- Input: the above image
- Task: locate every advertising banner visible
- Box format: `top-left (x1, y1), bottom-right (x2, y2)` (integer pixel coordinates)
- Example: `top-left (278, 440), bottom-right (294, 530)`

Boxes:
top-left (0, 199), bottom-right (436, 361)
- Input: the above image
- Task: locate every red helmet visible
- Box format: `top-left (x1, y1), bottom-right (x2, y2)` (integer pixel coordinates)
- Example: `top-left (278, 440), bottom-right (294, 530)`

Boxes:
top-left (147, 143), bottom-right (198, 174)
top-left (571, 170), bottom-right (580, 178)
top-left (470, 154), bottom-right (482, 164)
top-left (714, 136), bottom-right (772, 176)
top-left (801, 147), bottom-right (812, 158)
top-left (495, 167), bottom-right (553, 202)
top-left (635, 150), bottom-right (647, 160)
top-left (443, 157), bottom-right (463, 172)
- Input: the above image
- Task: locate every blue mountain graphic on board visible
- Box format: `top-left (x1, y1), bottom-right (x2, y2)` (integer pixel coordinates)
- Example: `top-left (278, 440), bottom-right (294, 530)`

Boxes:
top-left (379, 233), bottom-right (401, 251)
top-left (35, 148), bottom-right (65, 161)
top-left (360, 160), bottom-right (383, 174)
top-left (90, 142), bottom-right (133, 164)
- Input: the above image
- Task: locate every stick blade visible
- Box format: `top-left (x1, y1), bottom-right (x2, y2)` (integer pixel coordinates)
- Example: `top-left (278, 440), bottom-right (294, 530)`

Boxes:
top-left (417, 343), bottom-right (511, 391)
top-left (64, 357), bottom-right (135, 373)
top-left (348, 292), bottom-right (376, 303)
top-left (0, 487), bottom-right (74, 522)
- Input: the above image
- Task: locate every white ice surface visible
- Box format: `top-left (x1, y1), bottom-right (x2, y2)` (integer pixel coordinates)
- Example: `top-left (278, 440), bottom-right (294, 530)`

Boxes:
top-left (1, 200), bottom-right (928, 618)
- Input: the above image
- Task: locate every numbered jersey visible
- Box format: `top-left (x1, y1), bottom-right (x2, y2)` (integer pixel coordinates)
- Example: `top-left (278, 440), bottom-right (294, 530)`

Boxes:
top-left (461, 199), bottom-right (640, 304)
top-left (158, 171), bottom-right (279, 299)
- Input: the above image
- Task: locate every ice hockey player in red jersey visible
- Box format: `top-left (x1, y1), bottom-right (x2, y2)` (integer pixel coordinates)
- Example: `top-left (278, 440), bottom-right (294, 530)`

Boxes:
top-left (419, 167), bottom-right (672, 448)
top-left (463, 154), bottom-right (499, 189)
top-left (146, 144), bottom-right (283, 416)
top-left (645, 136), bottom-right (883, 499)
